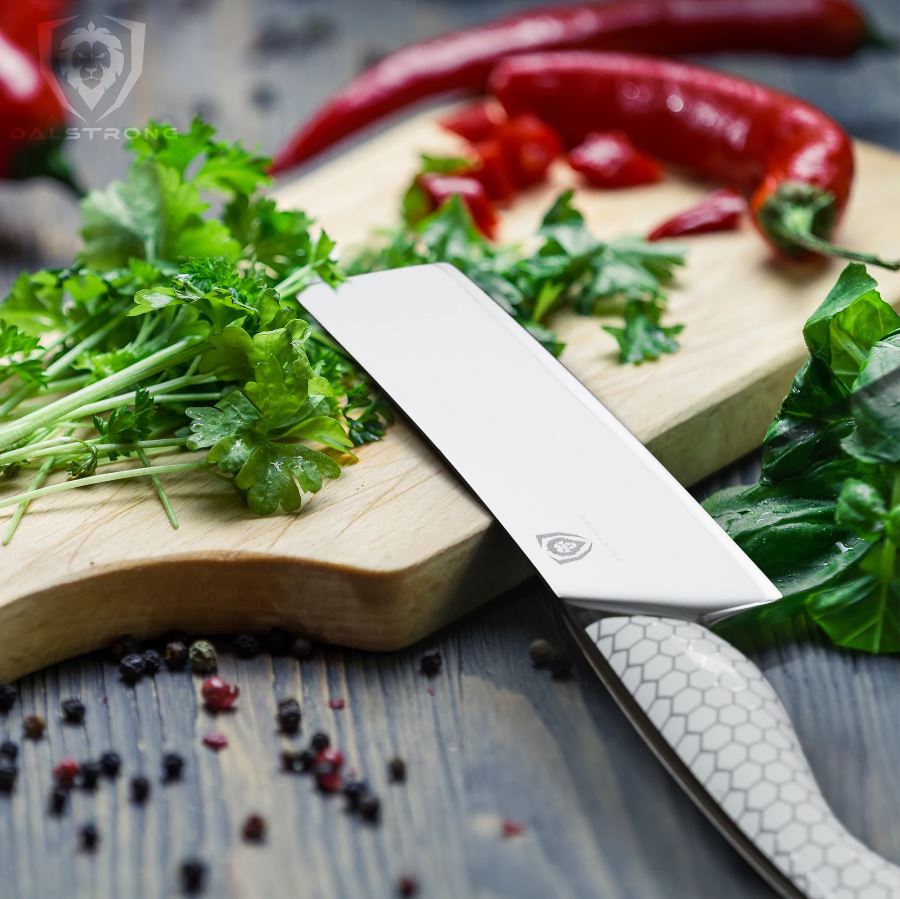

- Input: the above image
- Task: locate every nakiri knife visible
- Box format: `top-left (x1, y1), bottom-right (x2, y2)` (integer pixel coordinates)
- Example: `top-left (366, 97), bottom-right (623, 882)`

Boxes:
top-left (300, 262), bottom-right (900, 899)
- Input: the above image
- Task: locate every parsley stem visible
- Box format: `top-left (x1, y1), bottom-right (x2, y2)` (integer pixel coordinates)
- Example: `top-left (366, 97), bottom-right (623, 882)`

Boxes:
top-left (68, 373), bottom-right (218, 419)
top-left (0, 461), bottom-right (208, 511)
top-left (0, 437), bottom-right (187, 468)
top-left (2, 454), bottom-right (57, 546)
top-left (137, 447), bottom-right (179, 530)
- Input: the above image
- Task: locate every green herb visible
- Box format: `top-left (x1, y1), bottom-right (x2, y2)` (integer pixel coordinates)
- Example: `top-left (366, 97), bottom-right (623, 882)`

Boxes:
top-left (0, 119), bottom-right (384, 541)
top-left (705, 264), bottom-right (900, 653)
top-left (351, 190), bottom-right (685, 363)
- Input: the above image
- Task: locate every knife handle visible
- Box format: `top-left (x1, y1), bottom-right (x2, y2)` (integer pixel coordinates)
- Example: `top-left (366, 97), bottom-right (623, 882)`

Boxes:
top-left (580, 614), bottom-right (900, 899)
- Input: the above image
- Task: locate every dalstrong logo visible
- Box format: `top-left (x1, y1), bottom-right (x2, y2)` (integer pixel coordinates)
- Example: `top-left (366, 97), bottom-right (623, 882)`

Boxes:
top-left (39, 15), bottom-right (146, 122)
top-left (536, 532), bottom-right (593, 564)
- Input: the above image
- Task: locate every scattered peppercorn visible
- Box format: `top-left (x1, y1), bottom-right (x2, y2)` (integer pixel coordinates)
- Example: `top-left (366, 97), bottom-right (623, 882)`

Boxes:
top-left (420, 651), bottom-right (442, 677)
top-left (234, 633), bottom-right (260, 659)
top-left (264, 627), bottom-right (292, 656)
top-left (242, 813), bottom-right (266, 843)
top-left (201, 676), bottom-right (239, 712)
top-left (343, 779), bottom-right (368, 810)
top-left (23, 714), bottom-right (45, 740)
top-left (164, 641), bottom-right (189, 671)
top-left (54, 758), bottom-right (80, 788)
top-left (328, 697), bottom-right (346, 711)
top-left (189, 641), bottom-right (218, 674)
top-left (358, 792), bottom-right (381, 824)
top-left (99, 751), bottom-right (121, 778)
top-left (397, 875), bottom-right (420, 897)
top-left (80, 761), bottom-right (101, 790)
top-left (130, 774), bottom-right (151, 803)
top-left (79, 822), bottom-right (99, 852)
top-left (0, 740), bottom-right (17, 760)
top-left (316, 770), bottom-right (343, 793)
top-left (180, 857), bottom-right (207, 895)
top-left (119, 653), bottom-right (146, 684)
top-left (548, 653), bottom-right (573, 680)
top-left (501, 818), bottom-right (525, 838)
top-left (108, 634), bottom-right (140, 663)
top-left (317, 747), bottom-right (344, 772)
top-left (48, 786), bottom-right (67, 815)
top-left (163, 752), bottom-right (185, 783)
top-left (310, 731), bottom-right (329, 752)
top-left (388, 757), bottom-right (407, 783)
top-left (143, 649), bottom-right (162, 676)
top-left (61, 697), bottom-right (86, 724)
top-left (0, 761), bottom-right (17, 793)
top-left (297, 749), bottom-right (315, 772)
top-left (0, 683), bottom-right (17, 712)
top-left (276, 698), bottom-right (302, 735)
top-left (202, 732), bottom-right (228, 752)
top-left (289, 636), bottom-right (314, 660)
top-left (528, 639), bottom-right (556, 669)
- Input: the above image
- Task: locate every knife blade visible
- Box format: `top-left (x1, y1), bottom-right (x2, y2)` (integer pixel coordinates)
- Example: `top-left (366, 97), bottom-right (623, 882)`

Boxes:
top-left (301, 263), bottom-right (900, 899)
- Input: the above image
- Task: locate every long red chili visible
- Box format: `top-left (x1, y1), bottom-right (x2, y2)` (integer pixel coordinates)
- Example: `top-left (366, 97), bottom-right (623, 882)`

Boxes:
top-left (490, 52), bottom-right (899, 270)
top-left (270, 0), bottom-right (877, 174)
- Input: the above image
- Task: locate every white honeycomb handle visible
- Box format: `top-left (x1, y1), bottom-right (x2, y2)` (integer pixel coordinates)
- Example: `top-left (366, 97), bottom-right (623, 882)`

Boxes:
top-left (586, 615), bottom-right (900, 899)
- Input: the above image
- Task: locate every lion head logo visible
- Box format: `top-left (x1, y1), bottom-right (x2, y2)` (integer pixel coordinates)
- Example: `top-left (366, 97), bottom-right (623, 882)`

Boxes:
top-left (58, 23), bottom-right (125, 112)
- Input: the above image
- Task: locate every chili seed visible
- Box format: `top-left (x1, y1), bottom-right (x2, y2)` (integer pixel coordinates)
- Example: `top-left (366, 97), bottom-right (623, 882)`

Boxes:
top-left (289, 636), bottom-right (314, 660)
top-left (202, 732), bottom-right (228, 752)
top-left (119, 653), bottom-right (146, 684)
top-left (48, 786), bottom-right (67, 815)
top-left (80, 761), bottom-right (101, 790)
top-left (61, 697), bottom-right (86, 724)
top-left (189, 641), bottom-right (218, 674)
top-left (310, 731), bottom-right (329, 752)
top-left (99, 751), bottom-right (121, 778)
top-left (108, 634), bottom-right (140, 663)
top-left (388, 757), bottom-right (406, 783)
top-left (397, 875), bottom-right (420, 897)
top-left (548, 653), bottom-right (573, 680)
top-left (164, 641), bottom-right (189, 671)
top-left (0, 684), bottom-right (18, 713)
top-left (143, 649), bottom-right (162, 676)
top-left (0, 740), bottom-right (17, 760)
top-left (276, 698), bottom-right (302, 734)
top-left (264, 627), bottom-right (292, 656)
top-left (328, 697), bottom-right (346, 711)
top-left (501, 818), bottom-right (525, 838)
top-left (241, 813), bottom-right (266, 843)
top-left (234, 634), bottom-right (259, 659)
top-left (528, 639), bottom-right (556, 668)
top-left (79, 822), bottom-right (99, 852)
top-left (163, 752), bottom-right (185, 783)
top-left (201, 676), bottom-right (239, 712)
top-left (180, 857), bottom-right (206, 895)
top-left (358, 792), bottom-right (381, 824)
top-left (54, 758), bottom-right (80, 788)
top-left (420, 651), bottom-right (442, 677)
top-left (130, 775), bottom-right (151, 803)
top-left (0, 761), bottom-right (17, 793)
top-left (343, 779), bottom-right (368, 810)
top-left (23, 714), bottom-right (45, 740)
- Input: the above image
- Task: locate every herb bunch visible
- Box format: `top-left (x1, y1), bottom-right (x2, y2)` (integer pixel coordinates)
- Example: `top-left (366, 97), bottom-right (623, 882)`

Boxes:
top-left (706, 264), bottom-right (900, 654)
top-left (0, 120), bottom-right (388, 541)
top-left (350, 188), bottom-right (685, 364)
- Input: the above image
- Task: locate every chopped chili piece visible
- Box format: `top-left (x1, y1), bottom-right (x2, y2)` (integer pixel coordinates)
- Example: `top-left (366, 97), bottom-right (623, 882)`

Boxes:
top-left (470, 138), bottom-right (517, 203)
top-left (413, 173), bottom-right (498, 239)
top-left (316, 770), bottom-right (343, 794)
top-left (568, 131), bottom-right (662, 188)
top-left (647, 187), bottom-right (747, 240)
top-left (439, 102), bottom-right (505, 143)
top-left (498, 114), bottom-right (561, 189)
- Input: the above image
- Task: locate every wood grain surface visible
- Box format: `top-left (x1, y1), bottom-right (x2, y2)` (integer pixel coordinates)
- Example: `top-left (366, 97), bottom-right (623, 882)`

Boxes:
top-left (0, 0), bottom-right (898, 897)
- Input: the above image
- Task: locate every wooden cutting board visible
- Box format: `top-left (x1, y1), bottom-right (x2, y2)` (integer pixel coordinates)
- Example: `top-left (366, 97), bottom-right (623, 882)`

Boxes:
top-left (2, 110), bottom-right (899, 680)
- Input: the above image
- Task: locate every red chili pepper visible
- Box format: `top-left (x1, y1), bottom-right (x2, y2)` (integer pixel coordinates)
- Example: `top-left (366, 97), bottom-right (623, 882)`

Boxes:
top-left (470, 138), bottom-right (517, 203)
top-left (648, 187), bottom-right (747, 241)
top-left (270, 0), bottom-right (877, 174)
top-left (568, 131), bottom-right (662, 188)
top-left (439, 102), bottom-right (505, 143)
top-left (490, 52), bottom-right (899, 269)
top-left (411, 173), bottom-right (498, 238)
top-left (2, 1), bottom-right (72, 54)
top-left (497, 114), bottom-right (561, 189)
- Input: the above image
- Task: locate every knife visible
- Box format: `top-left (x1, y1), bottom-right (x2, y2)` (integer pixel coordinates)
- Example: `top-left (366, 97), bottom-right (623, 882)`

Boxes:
top-left (301, 263), bottom-right (900, 899)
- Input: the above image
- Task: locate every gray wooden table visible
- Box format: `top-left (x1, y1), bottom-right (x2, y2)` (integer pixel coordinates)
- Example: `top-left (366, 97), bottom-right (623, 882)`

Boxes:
top-left (0, 1), bottom-right (898, 897)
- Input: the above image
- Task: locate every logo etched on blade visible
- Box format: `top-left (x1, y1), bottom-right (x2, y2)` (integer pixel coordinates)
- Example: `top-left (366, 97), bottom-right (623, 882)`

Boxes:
top-left (536, 532), bottom-right (592, 564)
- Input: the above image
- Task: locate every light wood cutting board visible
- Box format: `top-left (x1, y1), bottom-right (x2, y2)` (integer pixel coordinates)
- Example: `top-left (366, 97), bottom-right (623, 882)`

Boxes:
top-left (2, 109), bottom-right (899, 679)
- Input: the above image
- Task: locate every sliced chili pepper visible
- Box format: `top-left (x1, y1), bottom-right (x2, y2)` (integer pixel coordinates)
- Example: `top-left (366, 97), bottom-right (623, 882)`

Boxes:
top-left (408, 173), bottom-right (498, 238)
top-left (568, 131), bottom-right (662, 188)
top-left (497, 114), bottom-right (561, 189)
top-left (648, 187), bottom-right (747, 241)
top-left (439, 102), bottom-right (505, 143)
top-left (470, 138), bottom-right (517, 203)
top-left (269, 0), bottom-right (878, 173)
top-left (491, 52), bottom-right (899, 269)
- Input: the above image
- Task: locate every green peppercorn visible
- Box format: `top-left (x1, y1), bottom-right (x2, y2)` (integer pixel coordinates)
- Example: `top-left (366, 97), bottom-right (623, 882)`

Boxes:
top-left (164, 641), bottom-right (189, 671)
top-left (189, 641), bottom-right (218, 674)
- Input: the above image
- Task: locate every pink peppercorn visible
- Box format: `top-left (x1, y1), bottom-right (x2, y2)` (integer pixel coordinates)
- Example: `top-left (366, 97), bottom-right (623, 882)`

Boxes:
top-left (202, 732), bottom-right (229, 752)
top-left (53, 758), bottom-right (80, 787)
top-left (328, 698), bottom-right (346, 710)
top-left (201, 676), bottom-right (239, 712)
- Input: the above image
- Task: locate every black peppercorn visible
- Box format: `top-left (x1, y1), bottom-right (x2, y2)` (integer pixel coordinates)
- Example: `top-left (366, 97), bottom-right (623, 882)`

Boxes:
top-left (241, 813), bottom-right (266, 843)
top-left (0, 683), bottom-right (17, 713)
top-left (297, 749), bottom-right (315, 772)
top-left (276, 698), bottom-right (302, 735)
top-left (130, 775), bottom-right (150, 803)
top-left (310, 731), bottom-right (329, 752)
top-left (164, 641), bottom-right (189, 671)
top-left (99, 751), bottom-right (121, 778)
top-left (108, 634), bottom-right (141, 663)
top-left (119, 653), bottom-right (146, 684)
top-left (264, 627), bottom-right (292, 656)
top-left (528, 639), bottom-right (556, 668)
top-left (48, 786), bottom-right (67, 816)
top-left (343, 779), bottom-right (368, 810)
top-left (23, 714), bottom-right (45, 740)
top-left (234, 634), bottom-right (260, 659)
top-left (420, 651), bottom-right (442, 677)
top-left (80, 761), bottom-right (101, 790)
top-left (549, 653), bottom-right (573, 680)
top-left (143, 649), bottom-right (162, 676)
top-left (79, 822), bottom-right (99, 852)
top-left (162, 752), bottom-right (184, 783)
top-left (0, 761), bottom-right (17, 793)
top-left (180, 857), bottom-right (207, 895)
top-left (61, 697), bottom-right (86, 724)
top-left (358, 792), bottom-right (381, 824)
top-left (397, 875), bottom-right (420, 897)
top-left (289, 636), bottom-right (314, 660)
top-left (387, 757), bottom-right (407, 783)
top-left (0, 740), bottom-right (17, 760)
top-left (189, 640), bottom-right (217, 674)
